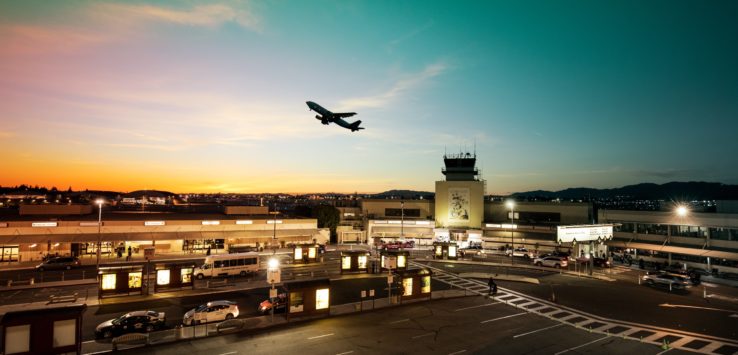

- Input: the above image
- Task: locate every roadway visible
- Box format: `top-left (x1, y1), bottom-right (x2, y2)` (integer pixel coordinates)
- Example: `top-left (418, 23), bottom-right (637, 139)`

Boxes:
top-left (117, 294), bottom-right (694, 355)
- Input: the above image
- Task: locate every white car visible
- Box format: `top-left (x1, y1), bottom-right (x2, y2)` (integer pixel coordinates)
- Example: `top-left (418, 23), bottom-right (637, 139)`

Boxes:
top-left (505, 247), bottom-right (535, 259)
top-left (183, 300), bottom-right (239, 326)
top-left (533, 256), bottom-right (568, 268)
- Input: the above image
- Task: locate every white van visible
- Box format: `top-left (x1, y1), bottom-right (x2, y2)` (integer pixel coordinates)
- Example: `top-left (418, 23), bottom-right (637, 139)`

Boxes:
top-left (194, 252), bottom-right (259, 279)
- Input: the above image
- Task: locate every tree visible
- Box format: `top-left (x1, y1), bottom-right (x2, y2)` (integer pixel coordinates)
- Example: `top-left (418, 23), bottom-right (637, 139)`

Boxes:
top-left (311, 205), bottom-right (340, 243)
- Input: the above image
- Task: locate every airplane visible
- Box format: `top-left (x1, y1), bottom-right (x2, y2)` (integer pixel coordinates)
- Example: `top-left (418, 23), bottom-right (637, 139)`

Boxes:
top-left (306, 101), bottom-right (364, 132)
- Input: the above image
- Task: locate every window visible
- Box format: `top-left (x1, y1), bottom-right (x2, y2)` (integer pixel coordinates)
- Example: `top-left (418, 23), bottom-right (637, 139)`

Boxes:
top-left (308, 247), bottom-right (316, 259)
top-left (615, 223), bottom-right (635, 233)
top-left (53, 319), bottom-right (76, 348)
top-left (181, 268), bottom-right (193, 283)
top-left (341, 256), bottom-right (351, 270)
top-left (214, 260), bottom-right (224, 268)
top-left (290, 291), bottom-right (304, 313)
top-left (671, 225), bottom-right (707, 238)
top-left (4, 324), bottom-right (30, 354)
top-left (448, 246), bottom-right (457, 258)
top-left (402, 278), bottom-right (413, 296)
top-left (710, 228), bottom-right (738, 241)
top-left (636, 223), bottom-right (668, 235)
top-left (316, 288), bottom-right (329, 310)
top-left (357, 255), bottom-right (367, 269)
top-left (157, 269), bottom-right (170, 285)
top-left (397, 255), bottom-right (406, 268)
top-left (102, 273), bottom-right (116, 290)
top-left (128, 272), bottom-right (142, 289)
top-left (385, 208), bottom-right (421, 217)
top-left (421, 276), bottom-right (431, 293)
top-left (294, 247), bottom-right (303, 260)
top-left (435, 246), bottom-right (442, 256)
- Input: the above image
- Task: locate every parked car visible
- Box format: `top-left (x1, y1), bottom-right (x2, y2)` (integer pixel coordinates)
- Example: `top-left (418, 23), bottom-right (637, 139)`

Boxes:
top-left (183, 300), bottom-right (239, 326)
top-left (505, 247), bottom-right (535, 259)
top-left (95, 310), bottom-right (166, 339)
top-left (35, 256), bottom-right (81, 271)
top-left (539, 251), bottom-right (570, 259)
top-left (574, 257), bottom-right (611, 268)
top-left (258, 293), bottom-right (287, 314)
top-left (533, 256), bottom-right (568, 268)
top-left (642, 271), bottom-right (691, 290)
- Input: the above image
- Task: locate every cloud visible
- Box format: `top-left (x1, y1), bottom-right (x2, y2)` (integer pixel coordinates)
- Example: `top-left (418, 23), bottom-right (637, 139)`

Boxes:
top-left (339, 62), bottom-right (448, 110)
top-left (387, 20), bottom-right (434, 52)
top-left (90, 2), bottom-right (261, 31)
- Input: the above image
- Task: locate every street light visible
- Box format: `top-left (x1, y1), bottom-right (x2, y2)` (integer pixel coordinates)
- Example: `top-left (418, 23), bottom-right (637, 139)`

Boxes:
top-left (270, 204), bottom-right (279, 249)
top-left (506, 200), bottom-right (515, 265)
top-left (95, 198), bottom-right (104, 273)
top-left (400, 200), bottom-right (404, 246)
top-left (676, 205), bottom-right (688, 218)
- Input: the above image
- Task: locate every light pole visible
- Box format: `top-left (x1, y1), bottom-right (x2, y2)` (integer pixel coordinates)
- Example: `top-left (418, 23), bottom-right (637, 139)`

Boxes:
top-left (270, 204), bottom-right (279, 250)
top-left (400, 201), bottom-right (404, 244)
top-left (95, 199), bottom-right (104, 272)
top-left (506, 200), bottom-right (515, 265)
top-left (267, 258), bottom-right (281, 323)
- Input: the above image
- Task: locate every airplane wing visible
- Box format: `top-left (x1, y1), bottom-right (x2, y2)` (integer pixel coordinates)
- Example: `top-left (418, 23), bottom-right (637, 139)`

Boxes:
top-left (333, 112), bottom-right (356, 118)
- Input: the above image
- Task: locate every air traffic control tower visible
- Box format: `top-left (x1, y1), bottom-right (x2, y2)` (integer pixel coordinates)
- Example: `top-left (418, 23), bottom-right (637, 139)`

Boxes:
top-left (435, 152), bottom-right (485, 230)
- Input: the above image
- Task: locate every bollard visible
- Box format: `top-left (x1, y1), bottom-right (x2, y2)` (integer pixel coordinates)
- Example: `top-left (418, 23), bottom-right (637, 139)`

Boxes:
top-left (30, 278), bottom-right (34, 285)
top-left (7, 280), bottom-right (11, 287)
top-left (669, 283), bottom-right (672, 292)
top-left (703, 286), bottom-right (707, 298)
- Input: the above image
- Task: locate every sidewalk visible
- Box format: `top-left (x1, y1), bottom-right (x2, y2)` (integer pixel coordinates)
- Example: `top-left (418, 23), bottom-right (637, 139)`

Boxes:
top-left (422, 258), bottom-right (617, 282)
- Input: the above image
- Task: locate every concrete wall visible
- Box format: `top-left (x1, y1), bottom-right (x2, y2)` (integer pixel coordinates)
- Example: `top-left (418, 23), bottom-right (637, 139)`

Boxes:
top-left (361, 200), bottom-right (434, 219)
top-left (484, 201), bottom-right (591, 225)
top-left (19, 204), bottom-right (93, 215)
top-left (223, 206), bottom-right (269, 215)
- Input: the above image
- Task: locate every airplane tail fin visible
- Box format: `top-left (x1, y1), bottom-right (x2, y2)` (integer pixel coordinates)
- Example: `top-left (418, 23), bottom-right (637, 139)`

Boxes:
top-left (350, 120), bottom-right (364, 132)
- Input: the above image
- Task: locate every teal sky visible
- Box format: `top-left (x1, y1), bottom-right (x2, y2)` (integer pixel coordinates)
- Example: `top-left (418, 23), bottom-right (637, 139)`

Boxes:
top-left (1, 0), bottom-right (737, 194)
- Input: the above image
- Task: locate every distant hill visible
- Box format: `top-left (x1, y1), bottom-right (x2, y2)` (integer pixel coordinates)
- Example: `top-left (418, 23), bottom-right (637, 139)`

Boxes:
top-left (512, 182), bottom-right (738, 200)
top-left (371, 189), bottom-right (434, 199)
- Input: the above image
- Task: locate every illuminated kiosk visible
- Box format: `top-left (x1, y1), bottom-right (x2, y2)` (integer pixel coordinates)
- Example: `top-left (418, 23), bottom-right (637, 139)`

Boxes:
top-left (557, 224), bottom-right (614, 275)
top-left (98, 265), bottom-right (145, 298)
top-left (398, 268), bottom-right (433, 303)
top-left (293, 244), bottom-right (320, 263)
top-left (339, 250), bottom-right (370, 274)
top-left (432, 242), bottom-right (459, 260)
top-left (284, 278), bottom-right (331, 321)
top-left (0, 304), bottom-right (86, 355)
top-left (380, 250), bottom-right (409, 272)
top-left (153, 262), bottom-right (195, 293)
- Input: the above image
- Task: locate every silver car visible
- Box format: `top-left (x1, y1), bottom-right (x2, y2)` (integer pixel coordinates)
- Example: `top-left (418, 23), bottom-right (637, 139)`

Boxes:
top-left (642, 272), bottom-right (690, 290)
top-left (533, 256), bottom-right (568, 268)
top-left (183, 300), bottom-right (239, 326)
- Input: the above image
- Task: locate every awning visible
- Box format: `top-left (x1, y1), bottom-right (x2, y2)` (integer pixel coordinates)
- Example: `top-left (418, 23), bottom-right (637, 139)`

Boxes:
top-left (0, 229), bottom-right (319, 243)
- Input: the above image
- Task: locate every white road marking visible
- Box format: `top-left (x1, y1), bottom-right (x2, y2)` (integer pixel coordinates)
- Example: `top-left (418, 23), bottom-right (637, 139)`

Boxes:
top-left (308, 333), bottom-right (335, 340)
top-left (513, 323), bottom-right (564, 338)
top-left (336, 351), bottom-right (354, 355)
top-left (660, 303), bottom-right (738, 314)
top-left (553, 335), bottom-right (608, 355)
top-left (412, 332), bottom-right (435, 339)
top-left (81, 340), bottom-right (97, 344)
top-left (454, 302), bottom-right (501, 312)
top-left (655, 349), bottom-right (672, 355)
top-left (480, 312), bottom-right (527, 324)
top-left (218, 352), bottom-right (237, 355)
top-left (448, 350), bottom-right (466, 355)
top-left (390, 318), bottom-right (410, 324)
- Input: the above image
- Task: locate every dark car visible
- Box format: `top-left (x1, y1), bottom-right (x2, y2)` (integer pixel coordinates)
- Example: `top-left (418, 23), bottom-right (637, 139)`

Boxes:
top-left (95, 310), bottom-right (166, 339)
top-left (258, 293), bottom-right (287, 314)
top-left (35, 256), bottom-right (81, 271)
top-left (592, 257), bottom-right (611, 268)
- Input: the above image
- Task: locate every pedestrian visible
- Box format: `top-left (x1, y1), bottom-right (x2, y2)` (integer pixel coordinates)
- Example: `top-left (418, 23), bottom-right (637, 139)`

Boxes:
top-left (127, 246), bottom-right (132, 261)
top-left (206, 246), bottom-right (211, 256)
top-left (488, 277), bottom-right (497, 296)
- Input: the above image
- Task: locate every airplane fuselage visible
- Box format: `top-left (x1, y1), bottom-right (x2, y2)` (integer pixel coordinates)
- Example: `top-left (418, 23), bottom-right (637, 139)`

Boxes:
top-left (306, 101), bottom-right (363, 132)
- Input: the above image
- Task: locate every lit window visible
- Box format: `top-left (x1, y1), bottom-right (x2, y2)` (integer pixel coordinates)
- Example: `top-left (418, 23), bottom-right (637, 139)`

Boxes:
top-left (421, 276), bottom-right (431, 294)
top-left (102, 273), bottom-right (116, 290)
top-left (181, 268), bottom-right (192, 283)
top-left (53, 319), bottom-right (76, 348)
top-left (294, 247), bottom-right (303, 261)
top-left (316, 288), bottom-right (329, 310)
top-left (289, 291), bottom-right (304, 313)
top-left (157, 269), bottom-right (170, 285)
top-left (449, 246), bottom-right (457, 258)
top-left (435, 246), bottom-right (442, 256)
top-left (128, 272), bottom-right (142, 289)
top-left (357, 255), bottom-right (367, 269)
top-left (402, 278), bottom-right (413, 296)
top-left (341, 256), bottom-right (351, 270)
top-left (308, 247), bottom-right (316, 259)
top-left (397, 255), bottom-right (406, 268)
top-left (5, 324), bottom-right (30, 354)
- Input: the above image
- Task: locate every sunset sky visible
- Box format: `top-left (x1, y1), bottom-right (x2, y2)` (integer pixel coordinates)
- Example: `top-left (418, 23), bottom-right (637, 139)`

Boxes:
top-left (1, 1), bottom-right (737, 194)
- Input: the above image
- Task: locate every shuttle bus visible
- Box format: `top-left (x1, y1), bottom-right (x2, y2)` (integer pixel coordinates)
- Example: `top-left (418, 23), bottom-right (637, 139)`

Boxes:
top-left (194, 252), bottom-right (259, 279)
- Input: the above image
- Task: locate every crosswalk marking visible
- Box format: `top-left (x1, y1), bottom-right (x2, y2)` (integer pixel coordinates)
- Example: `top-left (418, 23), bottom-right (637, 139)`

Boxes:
top-left (413, 261), bottom-right (738, 355)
